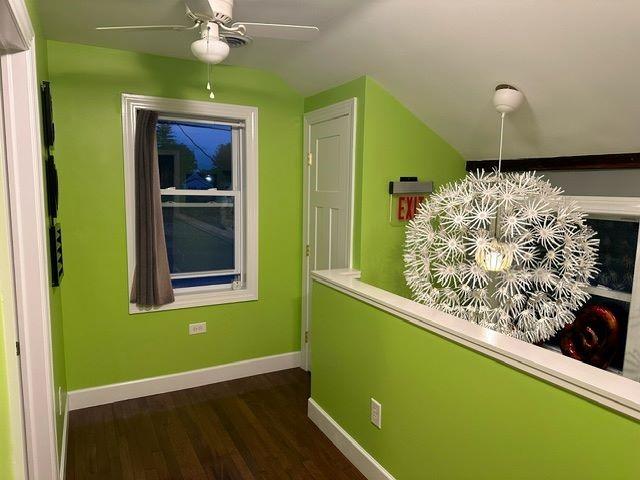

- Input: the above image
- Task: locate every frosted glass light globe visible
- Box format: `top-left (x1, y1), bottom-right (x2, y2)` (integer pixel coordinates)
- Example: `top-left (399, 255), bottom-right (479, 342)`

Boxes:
top-left (475, 240), bottom-right (513, 272)
top-left (191, 37), bottom-right (230, 64)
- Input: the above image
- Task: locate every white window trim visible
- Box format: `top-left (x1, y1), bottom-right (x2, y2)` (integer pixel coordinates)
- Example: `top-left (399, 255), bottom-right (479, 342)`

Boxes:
top-left (122, 94), bottom-right (258, 313)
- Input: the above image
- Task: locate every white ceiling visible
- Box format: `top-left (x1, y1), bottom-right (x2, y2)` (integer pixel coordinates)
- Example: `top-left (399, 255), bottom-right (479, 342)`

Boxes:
top-left (40, 0), bottom-right (640, 160)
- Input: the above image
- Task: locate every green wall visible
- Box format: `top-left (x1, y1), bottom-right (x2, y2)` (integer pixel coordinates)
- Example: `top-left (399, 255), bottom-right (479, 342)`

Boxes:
top-left (305, 77), bottom-right (465, 295)
top-left (311, 282), bottom-right (640, 480)
top-left (359, 79), bottom-right (465, 296)
top-left (48, 41), bottom-right (304, 390)
top-left (50, 49), bottom-right (464, 392)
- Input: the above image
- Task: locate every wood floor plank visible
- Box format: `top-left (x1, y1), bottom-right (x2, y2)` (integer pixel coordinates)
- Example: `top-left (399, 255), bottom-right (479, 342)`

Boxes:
top-left (66, 369), bottom-right (366, 480)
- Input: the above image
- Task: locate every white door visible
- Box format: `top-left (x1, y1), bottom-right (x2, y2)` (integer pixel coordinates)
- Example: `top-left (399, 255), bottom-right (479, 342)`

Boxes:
top-left (301, 99), bottom-right (356, 370)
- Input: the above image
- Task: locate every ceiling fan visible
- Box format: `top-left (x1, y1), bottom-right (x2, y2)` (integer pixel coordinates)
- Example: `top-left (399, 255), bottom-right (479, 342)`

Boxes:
top-left (96, 0), bottom-right (320, 66)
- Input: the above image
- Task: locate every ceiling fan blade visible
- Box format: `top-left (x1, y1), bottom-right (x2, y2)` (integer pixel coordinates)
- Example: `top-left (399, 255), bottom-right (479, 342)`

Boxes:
top-left (96, 24), bottom-right (198, 32)
top-left (232, 22), bottom-right (319, 41)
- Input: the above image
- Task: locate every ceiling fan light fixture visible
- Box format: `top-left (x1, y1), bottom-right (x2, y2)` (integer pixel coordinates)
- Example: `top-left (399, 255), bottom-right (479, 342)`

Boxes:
top-left (191, 36), bottom-right (230, 64)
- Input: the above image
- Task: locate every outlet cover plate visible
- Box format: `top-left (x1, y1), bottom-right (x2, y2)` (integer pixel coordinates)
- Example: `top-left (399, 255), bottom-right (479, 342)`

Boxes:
top-left (189, 322), bottom-right (207, 335)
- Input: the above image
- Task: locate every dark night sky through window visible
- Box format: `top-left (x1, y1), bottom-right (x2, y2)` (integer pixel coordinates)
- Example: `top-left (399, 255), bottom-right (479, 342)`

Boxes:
top-left (163, 122), bottom-right (231, 170)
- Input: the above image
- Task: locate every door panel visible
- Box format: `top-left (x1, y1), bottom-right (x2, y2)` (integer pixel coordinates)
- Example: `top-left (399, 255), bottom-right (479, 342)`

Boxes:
top-left (330, 207), bottom-right (343, 269)
top-left (315, 134), bottom-right (341, 192)
top-left (309, 116), bottom-right (351, 272)
top-left (313, 205), bottom-right (330, 270)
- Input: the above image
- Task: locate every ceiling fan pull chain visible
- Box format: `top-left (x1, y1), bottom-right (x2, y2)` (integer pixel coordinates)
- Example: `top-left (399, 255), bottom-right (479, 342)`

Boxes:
top-left (205, 25), bottom-right (215, 100)
top-left (209, 64), bottom-right (215, 100)
top-left (206, 64), bottom-right (215, 100)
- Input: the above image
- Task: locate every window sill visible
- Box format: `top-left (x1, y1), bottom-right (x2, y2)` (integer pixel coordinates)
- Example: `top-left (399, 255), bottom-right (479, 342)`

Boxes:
top-left (312, 268), bottom-right (640, 421)
top-left (129, 287), bottom-right (258, 314)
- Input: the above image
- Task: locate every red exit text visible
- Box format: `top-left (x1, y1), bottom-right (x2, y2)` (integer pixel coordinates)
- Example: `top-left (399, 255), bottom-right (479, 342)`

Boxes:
top-left (397, 195), bottom-right (425, 221)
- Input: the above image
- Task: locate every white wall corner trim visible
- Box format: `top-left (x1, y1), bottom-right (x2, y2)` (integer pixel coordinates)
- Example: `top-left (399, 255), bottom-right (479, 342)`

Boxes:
top-left (1, 38), bottom-right (59, 479)
top-left (308, 399), bottom-right (396, 480)
top-left (59, 401), bottom-right (69, 480)
top-left (68, 351), bottom-right (301, 410)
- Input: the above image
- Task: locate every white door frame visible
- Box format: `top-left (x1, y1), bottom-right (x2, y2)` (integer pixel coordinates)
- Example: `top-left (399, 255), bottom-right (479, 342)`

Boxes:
top-left (301, 98), bottom-right (357, 371)
top-left (1, 0), bottom-right (60, 478)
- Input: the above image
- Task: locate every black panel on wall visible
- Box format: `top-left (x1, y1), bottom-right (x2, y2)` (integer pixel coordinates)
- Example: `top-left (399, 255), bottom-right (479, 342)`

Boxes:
top-left (45, 156), bottom-right (59, 219)
top-left (40, 81), bottom-right (55, 149)
top-left (49, 223), bottom-right (63, 287)
top-left (41, 81), bottom-right (64, 287)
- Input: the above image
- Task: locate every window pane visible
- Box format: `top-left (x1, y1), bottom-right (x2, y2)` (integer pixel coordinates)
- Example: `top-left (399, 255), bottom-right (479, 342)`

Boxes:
top-left (157, 120), bottom-right (233, 190)
top-left (545, 295), bottom-right (629, 373)
top-left (162, 195), bottom-right (235, 274)
top-left (171, 275), bottom-right (236, 289)
top-left (586, 218), bottom-right (638, 293)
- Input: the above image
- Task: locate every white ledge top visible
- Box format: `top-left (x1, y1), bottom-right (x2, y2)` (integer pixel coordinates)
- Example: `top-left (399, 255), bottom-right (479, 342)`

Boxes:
top-left (311, 268), bottom-right (640, 421)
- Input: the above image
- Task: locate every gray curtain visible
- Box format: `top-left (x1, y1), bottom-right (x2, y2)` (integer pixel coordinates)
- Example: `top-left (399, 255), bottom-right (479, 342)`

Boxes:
top-left (130, 110), bottom-right (175, 307)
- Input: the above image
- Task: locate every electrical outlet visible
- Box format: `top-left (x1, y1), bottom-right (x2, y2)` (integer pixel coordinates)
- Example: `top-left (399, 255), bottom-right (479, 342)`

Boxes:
top-left (370, 398), bottom-right (382, 429)
top-left (189, 322), bottom-right (207, 335)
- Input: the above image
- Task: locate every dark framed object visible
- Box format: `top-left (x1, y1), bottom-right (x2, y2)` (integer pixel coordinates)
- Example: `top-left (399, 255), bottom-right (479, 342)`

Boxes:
top-left (40, 81), bottom-right (55, 149)
top-left (49, 223), bottom-right (63, 287)
top-left (466, 152), bottom-right (640, 172)
top-left (45, 155), bottom-right (59, 219)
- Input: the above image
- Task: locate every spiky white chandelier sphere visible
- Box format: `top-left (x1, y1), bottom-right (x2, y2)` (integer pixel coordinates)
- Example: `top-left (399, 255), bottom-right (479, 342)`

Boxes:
top-left (404, 170), bottom-right (599, 343)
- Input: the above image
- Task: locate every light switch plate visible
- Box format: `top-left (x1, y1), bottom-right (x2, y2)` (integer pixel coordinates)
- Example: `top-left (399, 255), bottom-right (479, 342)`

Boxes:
top-left (189, 322), bottom-right (207, 335)
top-left (370, 398), bottom-right (382, 428)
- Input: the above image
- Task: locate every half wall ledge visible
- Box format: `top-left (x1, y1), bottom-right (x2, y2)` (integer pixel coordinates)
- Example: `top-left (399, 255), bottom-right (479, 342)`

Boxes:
top-left (310, 268), bottom-right (640, 421)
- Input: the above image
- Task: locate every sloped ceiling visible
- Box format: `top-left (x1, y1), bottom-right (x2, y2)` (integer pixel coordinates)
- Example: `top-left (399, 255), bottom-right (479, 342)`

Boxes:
top-left (40, 0), bottom-right (640, 160)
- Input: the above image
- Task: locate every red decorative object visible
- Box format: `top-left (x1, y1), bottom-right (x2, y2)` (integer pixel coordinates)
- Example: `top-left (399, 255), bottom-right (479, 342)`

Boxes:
top-left (559, 305), bottom-right (620, 369)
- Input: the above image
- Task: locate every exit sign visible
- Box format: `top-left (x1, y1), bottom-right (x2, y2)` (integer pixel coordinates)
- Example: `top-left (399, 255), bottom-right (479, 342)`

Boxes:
top-left (397, 195), bottom-right (425, 221)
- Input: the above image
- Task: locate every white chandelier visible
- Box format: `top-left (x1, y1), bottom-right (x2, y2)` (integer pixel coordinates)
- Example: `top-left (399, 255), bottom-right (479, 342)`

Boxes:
top-left (404, 86), bottom-right (599, 343)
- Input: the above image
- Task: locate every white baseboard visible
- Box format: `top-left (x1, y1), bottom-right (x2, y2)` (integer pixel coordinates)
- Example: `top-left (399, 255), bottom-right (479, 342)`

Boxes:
top-left (68, 351), bottom-right (301, 410)
top-left (307, 399), bottom-right (395, 480)
top-left (59, 399), bottom-right (68, 480)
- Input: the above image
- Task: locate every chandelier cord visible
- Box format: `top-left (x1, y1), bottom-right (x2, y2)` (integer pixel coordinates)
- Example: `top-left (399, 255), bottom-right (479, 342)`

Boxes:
top-left (497, 111), bottom-right (506, 174)
top-left (492, 111), bottom-right (507, 239)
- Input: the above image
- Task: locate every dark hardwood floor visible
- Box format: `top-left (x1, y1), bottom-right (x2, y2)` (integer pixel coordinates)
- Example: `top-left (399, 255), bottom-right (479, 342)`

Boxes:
top-left (65, 368), bottom-right (366, 480)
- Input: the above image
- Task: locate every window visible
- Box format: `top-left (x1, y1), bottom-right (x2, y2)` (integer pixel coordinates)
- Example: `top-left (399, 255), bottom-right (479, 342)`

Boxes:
top-left (123, 95), bottom-right (258, 312)
top-left (543, 197), bottom-right (640, 383)
top-left (158, 119), bottom-right (239, 289)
